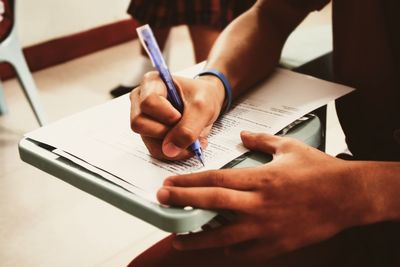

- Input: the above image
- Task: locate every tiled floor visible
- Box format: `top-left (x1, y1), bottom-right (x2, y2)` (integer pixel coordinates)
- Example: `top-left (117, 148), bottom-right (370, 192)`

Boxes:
top-left (0, 5), bottom-right (348, 267)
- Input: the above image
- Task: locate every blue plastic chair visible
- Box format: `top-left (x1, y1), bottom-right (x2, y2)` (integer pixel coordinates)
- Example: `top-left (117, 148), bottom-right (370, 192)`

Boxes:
top-left (0, 0), bottom-right (47, 126)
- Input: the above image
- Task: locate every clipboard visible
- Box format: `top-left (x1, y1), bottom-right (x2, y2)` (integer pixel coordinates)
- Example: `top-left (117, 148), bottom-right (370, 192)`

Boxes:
top-left (19, 115), bottom-right (321, 233)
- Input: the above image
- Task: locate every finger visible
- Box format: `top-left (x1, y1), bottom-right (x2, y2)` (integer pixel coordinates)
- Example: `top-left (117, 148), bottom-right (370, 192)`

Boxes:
top-left (141, 136), bottom-right (194, 161)
top-left (131, 114), bottom-right (170, 138)
top-left (131, 91), bottom-right (171, 138)
top-left (157, 186), bottom-right (253, 212)
top-left (138, 71), bottom-right (180, 124)
top-left (162, 80), bottom-right (215, 157)
top-left (138, 72), bottom-right (182, 125)
top-left (164, 168), bottom-right (260, 191)
top-left (142, 136), bottom-right (208, 161)
top-left (140, 94), bottom-right (181, 125)
top-left (240, 131), bottom-right (282, 154)
top-left (173, 221), bottom-right (261, 251)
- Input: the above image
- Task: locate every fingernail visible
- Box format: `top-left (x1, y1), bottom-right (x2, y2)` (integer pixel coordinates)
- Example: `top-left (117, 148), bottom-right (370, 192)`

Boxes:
top-left (164, 142), bottom-right (182, 157)
top-left (157, 188), bottom-right (170, 203)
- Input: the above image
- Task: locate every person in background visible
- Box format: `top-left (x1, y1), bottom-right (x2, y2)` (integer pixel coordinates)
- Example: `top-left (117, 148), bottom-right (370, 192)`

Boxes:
top-left (129, 0), bottom-right (400, 266)
top-left (110, 0), bottom-right (255, 97)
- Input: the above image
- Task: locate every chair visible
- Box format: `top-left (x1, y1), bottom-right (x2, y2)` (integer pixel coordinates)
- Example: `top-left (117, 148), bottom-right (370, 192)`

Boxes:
top-left (0, 0), bottom-right (47, 126)
top-left (294, 52), bottom-right (333, 152)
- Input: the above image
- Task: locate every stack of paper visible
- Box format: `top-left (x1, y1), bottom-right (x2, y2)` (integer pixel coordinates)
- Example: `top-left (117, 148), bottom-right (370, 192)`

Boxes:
top-left (25, 64), bottom-right (353, 202)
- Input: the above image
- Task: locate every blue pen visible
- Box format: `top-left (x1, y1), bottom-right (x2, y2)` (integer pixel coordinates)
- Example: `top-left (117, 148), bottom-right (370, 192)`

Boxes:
top-left (137, 24), bottom-right (205, 166)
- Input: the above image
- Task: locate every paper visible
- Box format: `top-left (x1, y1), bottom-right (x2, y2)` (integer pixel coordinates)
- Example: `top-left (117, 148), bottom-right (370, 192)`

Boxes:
top-left (52, 149), bottom-right (157, 202)
top-left (25, 64), bottom-right (353, 202)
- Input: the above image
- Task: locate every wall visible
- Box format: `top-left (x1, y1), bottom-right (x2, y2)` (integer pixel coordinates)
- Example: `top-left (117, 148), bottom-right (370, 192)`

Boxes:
top-left (17, 0), bottom-right (131, 47)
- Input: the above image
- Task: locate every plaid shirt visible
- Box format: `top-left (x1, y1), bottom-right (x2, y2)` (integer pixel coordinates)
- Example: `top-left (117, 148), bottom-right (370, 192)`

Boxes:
top-left (128, 0), bottom-right (255, 30)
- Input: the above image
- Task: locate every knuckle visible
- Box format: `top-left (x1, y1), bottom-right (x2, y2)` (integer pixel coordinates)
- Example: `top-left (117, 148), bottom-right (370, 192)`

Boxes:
top-left (212, 190), bottom-right (232, 208)
top-left (284, 136), bottom-right (297, 144)
top-left (209, 171), bottom-right (227, 187)
top-left (277, 136), bottom-right (295, 149)
top-left (191, 97), bottom-right (207, 111)
top-left (130, 116), bottom-right (140, 132)
top-left (165, 112), bottom-right (180, 124)
top-left (259, 173), bottom-right (275, 186)
top-left (139, 95), bottom-right (158, 112)
top-left (259, 175), bottom-right (282, 197)
top-left (142, 71), bottom-right (159, 82)
top-left (130, 116), bottom-right (144, 133)
top-left (191, 97), bottom-right (215, 120)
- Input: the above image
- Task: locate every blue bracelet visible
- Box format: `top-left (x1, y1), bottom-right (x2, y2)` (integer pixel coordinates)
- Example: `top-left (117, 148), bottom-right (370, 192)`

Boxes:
top-left (196, 69), bottom-right (233, 115)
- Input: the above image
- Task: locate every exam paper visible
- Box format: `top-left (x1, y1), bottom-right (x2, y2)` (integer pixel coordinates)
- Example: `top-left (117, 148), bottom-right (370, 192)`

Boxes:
top-left (52, 149), bottom-right (157, 202)
top-left (25, 66), bottom-right (353, 202)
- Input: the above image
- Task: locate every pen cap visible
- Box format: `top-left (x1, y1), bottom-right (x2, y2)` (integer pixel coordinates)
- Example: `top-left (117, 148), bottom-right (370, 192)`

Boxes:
top-left (137, 25), bottom-right (167, 69)
top-left (137, 24), bottom-right (184, 112)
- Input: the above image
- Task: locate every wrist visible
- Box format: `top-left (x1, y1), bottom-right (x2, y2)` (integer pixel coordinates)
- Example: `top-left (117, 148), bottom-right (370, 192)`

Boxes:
top-left (196, 69), bottom-right (233, 116)
top-left (337, 161), bottom-right (397, 228)
top-left (351, 161), bottom-right (400, 223)
top-left (196, 74), bottom-right (226, 116)
top-left (328, 161), bottom-right (380, 230)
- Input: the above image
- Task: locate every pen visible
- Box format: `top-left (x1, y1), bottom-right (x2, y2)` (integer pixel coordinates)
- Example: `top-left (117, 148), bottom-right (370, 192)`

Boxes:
top-left (136, 24), bottom-right (205, 166)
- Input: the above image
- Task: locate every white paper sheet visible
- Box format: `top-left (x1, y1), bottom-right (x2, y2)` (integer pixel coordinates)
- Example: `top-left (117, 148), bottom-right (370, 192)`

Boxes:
top-left (25, 65), bottom-right (353, 201)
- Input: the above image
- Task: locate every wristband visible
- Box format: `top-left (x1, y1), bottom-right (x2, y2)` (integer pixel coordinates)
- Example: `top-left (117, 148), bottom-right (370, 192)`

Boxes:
top-left (196, 69), bottom-right (233, 115)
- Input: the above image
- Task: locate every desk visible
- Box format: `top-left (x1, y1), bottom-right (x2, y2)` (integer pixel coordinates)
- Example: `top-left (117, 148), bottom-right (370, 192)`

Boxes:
top-left (19, 115), bottom-right (321, 233)
top-left (280, 22), bottom-right (333, 152)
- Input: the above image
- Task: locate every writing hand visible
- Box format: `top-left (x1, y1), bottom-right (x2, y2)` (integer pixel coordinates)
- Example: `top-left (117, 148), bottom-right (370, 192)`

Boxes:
top-left (130, 72), bottom-right (225, 160)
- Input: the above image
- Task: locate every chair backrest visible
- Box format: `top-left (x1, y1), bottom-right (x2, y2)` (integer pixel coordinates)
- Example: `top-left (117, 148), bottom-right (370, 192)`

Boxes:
top-left (0, 0), bottom-right (14, 42)
top-left (8, 0), bottom-right (15, 30)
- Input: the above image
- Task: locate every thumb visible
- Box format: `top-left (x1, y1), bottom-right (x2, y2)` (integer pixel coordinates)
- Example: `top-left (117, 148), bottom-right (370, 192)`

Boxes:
top-left (240, 131), bottom-right (281, 154)
top-left (162, 108), bottom-right (211, 157)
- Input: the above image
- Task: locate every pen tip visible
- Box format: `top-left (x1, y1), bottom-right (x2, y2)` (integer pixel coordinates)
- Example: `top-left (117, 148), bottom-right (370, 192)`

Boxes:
top-left (197, 154), bottom-right (205, 167)
top-left (194, 148), bottom-right (205, 167)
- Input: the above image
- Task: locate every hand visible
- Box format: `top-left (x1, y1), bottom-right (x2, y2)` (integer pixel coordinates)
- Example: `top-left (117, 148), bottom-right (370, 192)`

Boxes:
top-left (130, 72), bottom-right (225, 160)
top-left (157, 131), bottom-right (371, 262)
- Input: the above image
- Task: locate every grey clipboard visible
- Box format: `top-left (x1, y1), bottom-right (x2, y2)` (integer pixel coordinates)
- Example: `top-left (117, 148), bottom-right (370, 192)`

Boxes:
top-left (19, 115), bottom-right (321, 233)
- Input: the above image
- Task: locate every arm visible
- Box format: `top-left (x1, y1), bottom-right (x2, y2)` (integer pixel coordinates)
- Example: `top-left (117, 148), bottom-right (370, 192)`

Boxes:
top-left (130, 0), bottom-right (313, 160)
top-left (204, 0), bottom-right (312, 99)
top-left (157, 132), bottom-right (400, 261)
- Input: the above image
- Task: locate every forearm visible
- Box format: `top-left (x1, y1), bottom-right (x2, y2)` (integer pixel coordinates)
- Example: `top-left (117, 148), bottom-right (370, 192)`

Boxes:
top-left (347, 161), bottom-right (400, 226)
top-left (205, 0), bottom-right (311, 99)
